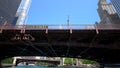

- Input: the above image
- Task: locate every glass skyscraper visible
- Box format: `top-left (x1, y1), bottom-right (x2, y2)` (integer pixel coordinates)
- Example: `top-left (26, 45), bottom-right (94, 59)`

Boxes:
top-left (15, 0), bottom-right (32, 25)
top-left (0, 0), bottom-right (21, 25)
top-left (110, 0), bottom-right (120, 18)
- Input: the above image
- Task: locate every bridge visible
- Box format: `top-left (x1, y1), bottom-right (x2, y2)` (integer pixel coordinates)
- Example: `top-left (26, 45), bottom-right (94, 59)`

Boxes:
top-left (0, 24), bottom-right (120, 65)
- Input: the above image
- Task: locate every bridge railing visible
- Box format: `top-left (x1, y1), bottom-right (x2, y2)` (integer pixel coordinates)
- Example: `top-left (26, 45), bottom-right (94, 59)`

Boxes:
top-left (95, 24), bottom-right (120, 30)
top-left (47, 24), bottom-right (95, 29)
top-left (0, 24), bottom-right (94, 30)
top-left (0, 24), bottom-right (120, 30)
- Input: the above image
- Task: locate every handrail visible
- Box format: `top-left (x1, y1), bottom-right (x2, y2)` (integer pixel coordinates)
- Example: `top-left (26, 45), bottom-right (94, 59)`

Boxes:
top-left (0, 24), bottom-right (120, 30)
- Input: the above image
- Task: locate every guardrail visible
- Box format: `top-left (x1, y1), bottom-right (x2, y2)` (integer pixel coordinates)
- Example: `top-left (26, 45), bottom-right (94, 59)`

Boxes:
top-left (0, 24), bottom-right (120, 30)
top-left (0, 24), bottom-right (120, 33)
top-left (0, 24), bottom-right (95, 30)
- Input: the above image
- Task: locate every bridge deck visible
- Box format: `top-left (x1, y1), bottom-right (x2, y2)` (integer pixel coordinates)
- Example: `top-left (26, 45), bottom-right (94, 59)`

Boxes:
top-left (0, 25), bottom-right (120, 64)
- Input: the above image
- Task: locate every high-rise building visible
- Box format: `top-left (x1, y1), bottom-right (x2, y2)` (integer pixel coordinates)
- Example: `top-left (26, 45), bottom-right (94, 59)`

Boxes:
top-left (0, 0), bottom-right (21, 25)
top-left (97, 0), bottom-right (120, 24)
top-left (110, 0), bottom-right (120, 18)
top-left (15, 0), bottom-right (31, 25)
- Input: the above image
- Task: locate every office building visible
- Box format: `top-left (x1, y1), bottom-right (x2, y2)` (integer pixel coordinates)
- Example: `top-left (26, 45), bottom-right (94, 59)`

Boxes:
top-left (110, 0), bottom-right (120, 18)
top-left (97, 0), bottom-right (120, 24)
top-left (15, 0), bottom-right (31, 25)
top-left (0, 0), bottom-right (21, 25)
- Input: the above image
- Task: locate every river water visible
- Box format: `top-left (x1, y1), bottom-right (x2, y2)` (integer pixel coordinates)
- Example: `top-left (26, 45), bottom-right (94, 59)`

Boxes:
top-left (3, 65), bottom-right (84, 68)
top-left (3, 64), bottom-right (120, 68)
top-left (3, 65), bottom-right (61, 68)
top-left (3, 65), bottom-right (120, 68)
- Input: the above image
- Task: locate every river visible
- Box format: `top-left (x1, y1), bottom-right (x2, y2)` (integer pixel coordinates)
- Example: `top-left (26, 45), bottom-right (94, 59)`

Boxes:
top-left (3, 65), bottom-right (120, 68)
top-left (3, 65), bottom-right (84, 68)
top-left (3, 65), bottom-right (60, 68)
top-left (3, 64), bottom-right (120, 68)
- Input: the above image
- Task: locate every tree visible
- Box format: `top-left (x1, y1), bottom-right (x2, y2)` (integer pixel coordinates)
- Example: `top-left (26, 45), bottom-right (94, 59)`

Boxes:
top-left (64, 58), bottom-right (73, 65)
top-left (1, 57), bottom-right (14, 64)
top-left (79, 59), bottom-right (97, 64)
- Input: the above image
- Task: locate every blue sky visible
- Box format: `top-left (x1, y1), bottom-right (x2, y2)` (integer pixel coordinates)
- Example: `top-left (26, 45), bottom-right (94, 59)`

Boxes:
top-left (26, 0), bottom-right (110, 25)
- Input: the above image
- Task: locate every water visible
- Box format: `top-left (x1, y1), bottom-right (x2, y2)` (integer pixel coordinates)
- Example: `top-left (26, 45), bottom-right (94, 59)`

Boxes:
top-left (3, 65), bottom-right (83, 68)
top-left (4, 65), bottom-right (58, 68)
top-left (4, 65), bottom-right (120, 68)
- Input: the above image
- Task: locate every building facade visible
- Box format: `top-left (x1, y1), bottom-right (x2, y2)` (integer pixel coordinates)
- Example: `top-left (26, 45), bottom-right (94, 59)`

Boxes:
top-left (15, 0), bottom-right (32, 25)
top-left (97, 0), bottom-right (120, 25)
top-left (0, 0), bottom-right (21, 25)
top-left (110, 0), bottom-right (120, 18)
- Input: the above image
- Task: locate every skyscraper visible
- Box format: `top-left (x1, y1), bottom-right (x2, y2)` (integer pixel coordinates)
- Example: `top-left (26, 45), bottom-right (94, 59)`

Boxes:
top-left (110, 0), bottom-right (120, 18)
top-left (0, 0), bottom-right (21, 25)
top-left (97, 0), bottom-right (120, 24)
top-left (15, 0), bottom-right (32, 25)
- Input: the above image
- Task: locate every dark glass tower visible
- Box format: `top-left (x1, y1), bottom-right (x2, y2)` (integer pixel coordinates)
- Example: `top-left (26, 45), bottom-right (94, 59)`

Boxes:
top-left (110, 0), bottom-right (120, 18)
top-left (0, 0), bottom-right (21, 25)
top-left (97, 0), bottom-right (120, 24)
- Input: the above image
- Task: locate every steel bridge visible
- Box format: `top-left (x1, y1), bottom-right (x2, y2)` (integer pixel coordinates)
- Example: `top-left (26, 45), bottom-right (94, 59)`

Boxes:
top-left (1, 24), bottom-right (120, 64)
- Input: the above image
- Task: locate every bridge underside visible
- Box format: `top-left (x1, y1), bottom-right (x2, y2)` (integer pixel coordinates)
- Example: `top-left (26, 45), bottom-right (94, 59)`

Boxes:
top-left (0, 29), bottom-right (120, 64)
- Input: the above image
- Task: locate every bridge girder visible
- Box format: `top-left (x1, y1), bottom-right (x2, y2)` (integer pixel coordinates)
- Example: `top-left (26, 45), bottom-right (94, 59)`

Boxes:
top-left (0, 29), bottom-right (120, 64)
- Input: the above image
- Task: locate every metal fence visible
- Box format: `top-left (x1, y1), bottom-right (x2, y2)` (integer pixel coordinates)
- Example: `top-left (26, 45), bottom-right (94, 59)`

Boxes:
top-left (0, 24), bottom-right (120, 30)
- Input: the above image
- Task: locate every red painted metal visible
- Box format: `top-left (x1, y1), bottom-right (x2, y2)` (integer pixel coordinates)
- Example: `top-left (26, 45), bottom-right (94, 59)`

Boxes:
top-left (0, 24), bottom-right (120, 31)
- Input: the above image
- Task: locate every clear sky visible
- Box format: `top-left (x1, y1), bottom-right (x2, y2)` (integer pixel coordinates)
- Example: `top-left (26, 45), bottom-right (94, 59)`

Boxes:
top-left (26, 0), bottom-right (110, 25)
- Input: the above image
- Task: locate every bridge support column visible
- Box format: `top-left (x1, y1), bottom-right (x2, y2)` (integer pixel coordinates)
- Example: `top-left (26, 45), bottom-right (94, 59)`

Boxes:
top-left (13, 57), bottom-right (17, 66)
top-left (94, 23), bottom-right (99, 34)
top-left (75, 58), bottom-right (80, 66)
top-left (46, 27), bottom-right (48, 34)
top-left (13, 57), bottom-right (19, 66)
top-left (60, 57), bottom-right (64, 66)
top-left (20, 25), bottom-right (25, 33)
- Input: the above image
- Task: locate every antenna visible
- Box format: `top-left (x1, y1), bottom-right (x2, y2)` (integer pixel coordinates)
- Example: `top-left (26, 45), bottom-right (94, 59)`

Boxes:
top-left (67, 16), bottom-right (70, 25)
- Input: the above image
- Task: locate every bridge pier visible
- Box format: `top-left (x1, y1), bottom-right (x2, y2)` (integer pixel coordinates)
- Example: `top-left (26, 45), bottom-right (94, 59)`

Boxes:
top-left (60, 57), bottom-right (64, 66)
top-left (75, 58), bottom-right (80, 66)
top-left (13, 57), bottom-right (17, 66)
top-left (13, 57), bottom-right (22, 66)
